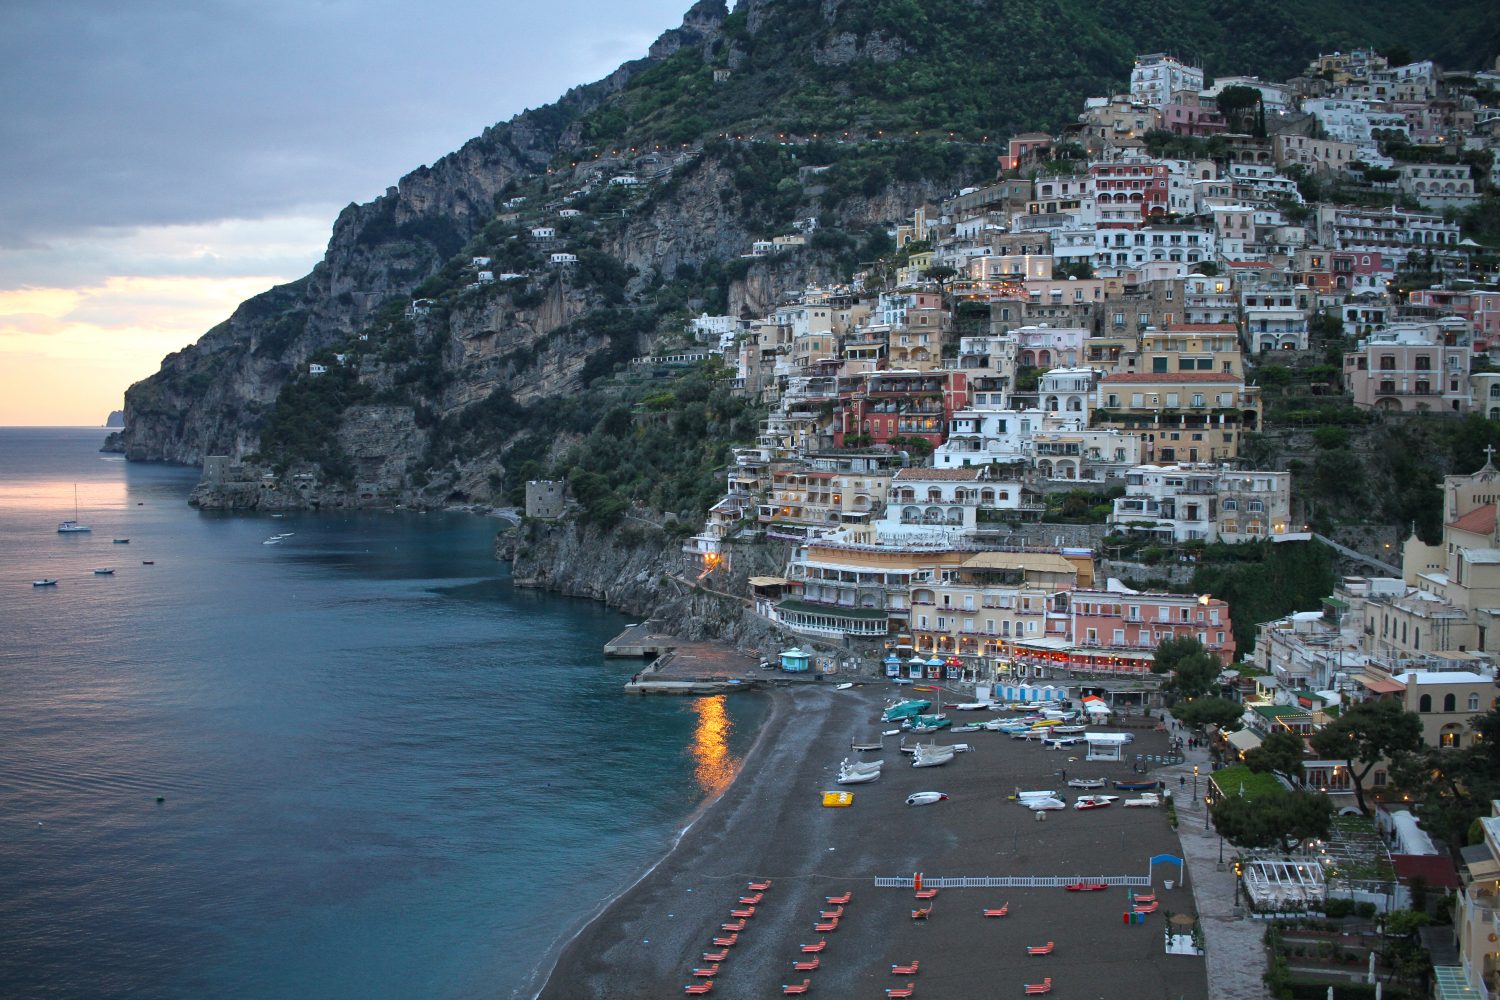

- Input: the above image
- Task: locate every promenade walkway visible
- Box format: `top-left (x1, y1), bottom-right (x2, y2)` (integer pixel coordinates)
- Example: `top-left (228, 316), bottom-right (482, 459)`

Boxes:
top-left (1157, 724), bottom-right (1272, 1000)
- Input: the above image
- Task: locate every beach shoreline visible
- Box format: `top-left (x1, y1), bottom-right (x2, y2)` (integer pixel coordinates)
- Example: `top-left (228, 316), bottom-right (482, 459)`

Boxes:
top-left (530, 682), bottom-right (1208, 999)
top-left (518, 685), bottom-right (791, 999)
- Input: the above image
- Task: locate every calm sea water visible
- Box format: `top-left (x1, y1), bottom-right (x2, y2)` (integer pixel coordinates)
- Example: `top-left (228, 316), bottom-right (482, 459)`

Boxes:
top-left (0, 427), bottom-right (765, 999)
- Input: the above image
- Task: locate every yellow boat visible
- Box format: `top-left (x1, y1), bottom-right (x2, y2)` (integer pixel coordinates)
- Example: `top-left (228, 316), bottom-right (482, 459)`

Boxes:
top-left (1029, 719), bottom-right (1062, 728)
top-left (821, 791), bottom-right (854, 807)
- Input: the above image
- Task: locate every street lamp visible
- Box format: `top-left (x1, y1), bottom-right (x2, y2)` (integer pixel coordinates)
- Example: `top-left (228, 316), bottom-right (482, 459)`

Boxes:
top-left (1192, 764), bottom-right (1199, 800)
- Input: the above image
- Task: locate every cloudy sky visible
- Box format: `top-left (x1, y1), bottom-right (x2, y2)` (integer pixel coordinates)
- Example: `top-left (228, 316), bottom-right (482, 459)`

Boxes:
top-left (0, 0), bottom-right (691, 425)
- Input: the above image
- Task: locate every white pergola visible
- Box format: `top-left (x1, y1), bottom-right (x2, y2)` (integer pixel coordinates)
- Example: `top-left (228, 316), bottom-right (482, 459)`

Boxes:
top-left (1243, 859), bottom-right (1327, 913)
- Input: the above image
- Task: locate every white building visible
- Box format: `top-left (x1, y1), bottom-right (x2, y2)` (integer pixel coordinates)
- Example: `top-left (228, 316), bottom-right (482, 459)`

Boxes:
top-left (1398, 164), bottom-right (1479, 210)
top-left (1110, 463), bottom-right (1293, 543)
top-left (548, 253), bottom-right (578, 266)
top-left (1130, 53), bottom-right (1204, 109)
top-left (877, 467), bottom-right (1038, 542)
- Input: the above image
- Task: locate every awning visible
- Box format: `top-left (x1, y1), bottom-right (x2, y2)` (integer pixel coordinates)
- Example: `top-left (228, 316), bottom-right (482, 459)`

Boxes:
top-left (1356, 674), bottom-right (1406, 695)
top-left (749, 576), bottom-right (789, 587)
top-left (1226, 730), bottom-right (1262, 753)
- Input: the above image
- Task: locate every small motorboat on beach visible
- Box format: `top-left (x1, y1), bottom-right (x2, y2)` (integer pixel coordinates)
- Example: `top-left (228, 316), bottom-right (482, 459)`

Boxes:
top-left (905, 714), bottom-right (951, 733)
top-left (1073, 795), bottom-right (1118, 810)
top-left (840, 758), bottom-right (884, 775)
top-left (1123, 793), bottom-right (1161, 808)
top-left (1066, 777), bottom-right (1107, 789)
top-left (1051, 724), bottom-right (1087, 735)
top-left (882, 699), bottom-right (931, 722)
top-left (851, 740), bottom-right (882, 752)
top-left (911, 748), bottom-right (955, 768)
top-left (1021, 796), bottom-right (1066, 811)
top-left (950, 723), bottom-right (983, 733)
top-left (835, 682), bottom-right (854, 690)
top-left (1114, 779), bottom-right (1161, 791)
top-left (1015, 789), bottom-right (1058, 800)
top-left (905, 791), bottom-right (948, 806)
top-left (951, 700), bottom-right (995, 711)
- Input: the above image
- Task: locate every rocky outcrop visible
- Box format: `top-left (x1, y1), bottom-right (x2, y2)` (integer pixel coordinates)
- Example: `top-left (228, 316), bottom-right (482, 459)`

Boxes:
top-left (507, 518), bottom-right (794, 651)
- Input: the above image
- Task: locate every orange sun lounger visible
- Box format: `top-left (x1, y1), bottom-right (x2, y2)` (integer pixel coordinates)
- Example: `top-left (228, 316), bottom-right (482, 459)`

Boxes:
top-left (781, 980), bottom-right (810, 995)
top-left (799, 939), bottom-right (826, 953)
top-left (712, 933), bottom-right (738, 947)
top-left (885, 986), bottom-right (915, 999)
top-left (730, 907), bottom-right (755, 918)
top-left (683, 982), bottom-right (713, 995)
top-left (825, 891), bottom-right (852, 905)
top-left (739, 893), bottom-right (763, 905)
top-left (792, 956), bottom-right (819, 972)
top-left (983, 904), bottom-right (1010, 917)
top-left (890, 960), bottom-right (919, 975)
top-left (813, 918), bottom-right (839, 932)
top-left (1026, 941), bottom-right (1055, 956)
top-left (748, 880), bottom-right (772, 891)
top-left (691, 964), bottom-right (718, 977)
top-left (819, 906), bottom-right (843, 919)
top-left (701, 949), bottom-right (728, 962)
top-left (914, 888), bottom-right (938, 900)
top-left (1024, 978), bottom-right (1052, 995)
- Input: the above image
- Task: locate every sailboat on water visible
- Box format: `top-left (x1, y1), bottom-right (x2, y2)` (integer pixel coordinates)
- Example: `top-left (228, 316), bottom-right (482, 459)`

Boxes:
top-left (58, 485), bottom-right (91, 534)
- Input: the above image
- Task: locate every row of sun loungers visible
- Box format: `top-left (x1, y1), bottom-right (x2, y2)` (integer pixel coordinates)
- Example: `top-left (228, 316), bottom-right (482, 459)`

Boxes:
top-left (684, 879), bottom-right (774, 995)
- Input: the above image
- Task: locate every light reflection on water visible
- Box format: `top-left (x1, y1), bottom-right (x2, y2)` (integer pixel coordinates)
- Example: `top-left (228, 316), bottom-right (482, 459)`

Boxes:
top-left (689, 696), bottom-right (738, 796)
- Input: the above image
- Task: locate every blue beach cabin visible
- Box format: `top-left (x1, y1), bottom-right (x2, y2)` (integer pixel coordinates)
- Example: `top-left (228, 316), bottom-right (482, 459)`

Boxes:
top-left (780, 647), bottom-right (812, 673)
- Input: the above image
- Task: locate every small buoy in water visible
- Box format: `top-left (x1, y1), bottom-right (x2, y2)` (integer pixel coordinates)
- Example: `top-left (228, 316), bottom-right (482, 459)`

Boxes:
top-left (156, 796), bottom-right (165, 804)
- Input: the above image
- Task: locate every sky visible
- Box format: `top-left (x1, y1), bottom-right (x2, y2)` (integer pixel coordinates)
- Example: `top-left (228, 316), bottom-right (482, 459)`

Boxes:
top-left (0, 0), bottom-right (692, 425)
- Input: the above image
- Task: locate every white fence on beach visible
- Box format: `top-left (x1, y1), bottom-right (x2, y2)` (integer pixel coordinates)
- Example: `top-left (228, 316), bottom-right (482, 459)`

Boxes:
top-left (874, 874), bottom-right (1153, 889)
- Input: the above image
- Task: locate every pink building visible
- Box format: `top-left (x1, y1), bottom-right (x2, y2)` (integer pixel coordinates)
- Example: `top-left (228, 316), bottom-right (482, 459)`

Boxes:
top-left (1343, 319), bottom-right (1471, 413)
top-left (1011, 588), bottom-right (1236, 677)
top-left (1090, 162), bottom-right (1170, 220)
top-left (1408, 288), bottom-right (1500, 355)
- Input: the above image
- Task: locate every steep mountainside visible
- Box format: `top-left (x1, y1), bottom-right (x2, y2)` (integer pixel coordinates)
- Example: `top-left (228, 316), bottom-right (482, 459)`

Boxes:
top-left (116, 0), bottom-right (1500, 512)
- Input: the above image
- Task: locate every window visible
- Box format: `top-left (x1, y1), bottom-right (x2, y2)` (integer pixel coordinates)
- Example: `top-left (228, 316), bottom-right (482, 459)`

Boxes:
top-left (1419, 693), bottom-right (1431, 712)
top-left (1469, 693), bottom-right (1480, 711)
top-left (1443, 693), bottom-right (1456, 712)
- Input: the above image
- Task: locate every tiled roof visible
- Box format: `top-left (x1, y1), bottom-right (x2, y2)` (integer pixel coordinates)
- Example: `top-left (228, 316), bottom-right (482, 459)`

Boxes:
top-left (1101, 371), bottom-right (1244, 383)
top-left (1448, 503), bottom-right (1495, 537)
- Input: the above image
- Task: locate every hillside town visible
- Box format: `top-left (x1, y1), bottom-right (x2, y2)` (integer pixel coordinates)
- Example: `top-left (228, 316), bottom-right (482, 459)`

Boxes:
top-left (641, 48), bottom-right (1500, 998)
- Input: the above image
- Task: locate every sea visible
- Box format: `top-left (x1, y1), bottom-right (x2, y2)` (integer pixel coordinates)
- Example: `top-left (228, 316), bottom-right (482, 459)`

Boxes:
top-left (0, 427), bottom-right (767, 999)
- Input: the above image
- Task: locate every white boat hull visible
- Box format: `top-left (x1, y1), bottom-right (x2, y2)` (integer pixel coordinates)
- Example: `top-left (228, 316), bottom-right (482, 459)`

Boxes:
top-left (837, 770), bottom-right (878, 784)
top-left (905, 792), bottom-right (948, 806)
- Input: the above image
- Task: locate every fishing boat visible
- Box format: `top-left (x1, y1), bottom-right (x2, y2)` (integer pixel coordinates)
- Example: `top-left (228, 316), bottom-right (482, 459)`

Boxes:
top-left (905, 792), bottom-right (948, 806)
top-left (141, 560), bottom-right (155, 566)
top-left (1066, 777), bottom-right (1107, 790)
top-left (57, 485), bottom-right (91, 533)
top-left (1114, 779), bottom-right (1161, 791)
top-left (951, 701), bottom-right (994, 711)
top-left (1051, 725), bottom-right (1087, 735)
top-left (1073, 795), bottom-right (1118, 810)
top-left (32, 578), bottom-right (58, 587)
top-left (1042, 735), bottom-right (1084, 749)
top-left (905, 715), bottom-right (951, 734)
top-left (949, 723), bottom-right (982, 733)
top-left (112, 538), bottom-right (129, 544)
top-left (93, 568), bottom-right (114, 575)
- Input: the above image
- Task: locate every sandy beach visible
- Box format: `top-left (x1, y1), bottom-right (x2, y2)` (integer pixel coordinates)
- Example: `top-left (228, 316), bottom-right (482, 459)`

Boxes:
top-left (534, 683), bottom-right (1208, 999)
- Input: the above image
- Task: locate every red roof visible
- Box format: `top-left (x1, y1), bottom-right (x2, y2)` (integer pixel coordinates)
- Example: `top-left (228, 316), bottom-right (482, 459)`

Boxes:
top-left (1391, 854), bottom-right (1459, 890)
top-left (1448, 503), bottom-right (1496, 537)
top-left (1101, 372), bottom-right (1244, 384)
